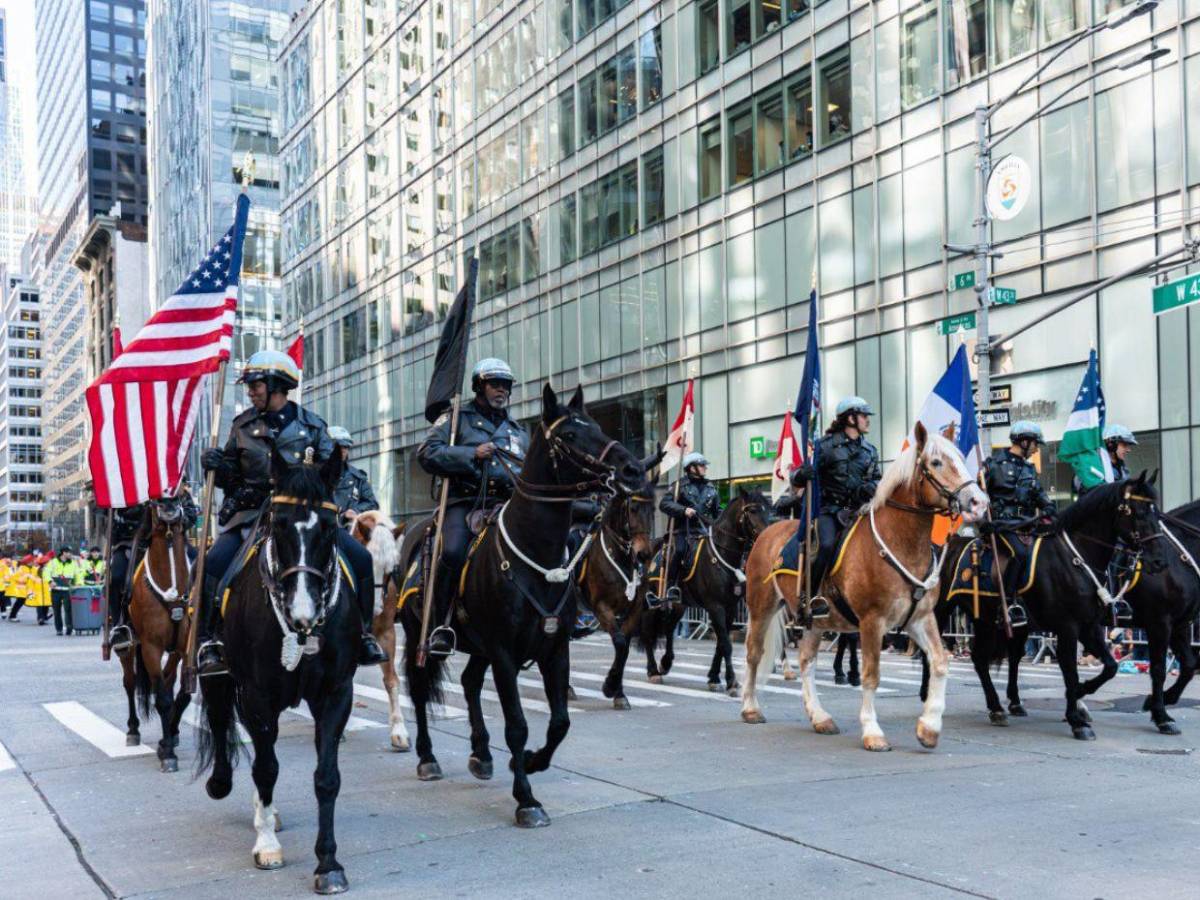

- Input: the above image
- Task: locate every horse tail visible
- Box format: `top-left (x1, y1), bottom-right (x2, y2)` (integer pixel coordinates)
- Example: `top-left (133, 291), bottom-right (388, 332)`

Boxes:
top-left (192, 672), bottom-right (242, 782)
top-left (133, 648), bottom-right (153, 719)
top-left (402, 608), bottom-right (446, 709)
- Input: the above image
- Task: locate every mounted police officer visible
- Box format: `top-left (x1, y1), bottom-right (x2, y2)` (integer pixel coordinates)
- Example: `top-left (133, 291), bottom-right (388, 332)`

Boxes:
top-left (417, 357), bottom-right (529, 656)
top-left (194, 350), bottom-right (387, 676)
top-left (650, 451), bottom-right (721, 605)
top-left (106, 503), bottom-right (148, 652)
top-left (328, 426), bottom-right (381, 519)
top-left (807, 397), bottom-right (881, 620)
top-left (982, 421), bottom-right (1057, 627)
top-left (1071, 423), bottom-right (1136, 495)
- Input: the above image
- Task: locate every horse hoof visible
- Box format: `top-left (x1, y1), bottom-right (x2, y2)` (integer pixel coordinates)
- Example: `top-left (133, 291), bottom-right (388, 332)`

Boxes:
top-left (126, 734), bottom-right (141, 747)
top-left (706, 682), bottom-right (721, 692)
top-left (417, 761), bottom-right (444, 781)
top-left (726, 682), bottom-right (741, 697)
top-left (648, 675), bottom-right (663, 684)
top-left (160, 757), bottom-right (179, 774)
top-left (1156, 720), bottom-right (1182, 736)
top-left (813, 718), bottom-right (840, 736)
top-left (515, 806), bottom-right (551, 828)
top-left (1072, 726), bottom-right (1096, 741)
top-left (566, 686), bottom-right (578, 701)
top-left (834, 674), bottom-right (847, 685)
top-left (1008, 704), bottom-right (1028, 717)
top-left (989, 711), bottom-right (1009, 727)
top-left (613, 696), bottom-right (631, 710)
top-left (1076, 704), bottom-right (1092, 724)
top-left (206, 776), bottom-right (232, 800)
top-left (783, 670), bottom-right (797, 681)
top-left (741, 709), bottom-right (766, 725)
top-left (314, 869), bottom-right (349, 894)
top-left (916, 722), bottom-right (940, 749)
top-left (468, 756), bottom-right (494, 780)
top-left (254, 848), bottom-right (284, 870)
top-left (390, 734), bottom-right (411, 753)
top-left (862, 735), bottom-right (892, 752)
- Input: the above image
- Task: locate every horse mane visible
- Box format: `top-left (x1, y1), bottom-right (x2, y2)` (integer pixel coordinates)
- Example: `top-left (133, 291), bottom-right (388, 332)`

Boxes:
top-left (1168, 497), bottom-right (1200, 519)
top-left (365, 519), bottom-right (401, 576)
top-left (1055, 480), bottom-right (1127, 532)
top-left (276, 461), bottom-right (328, 504)
top-left (870, 443), bottom-right (918, 511)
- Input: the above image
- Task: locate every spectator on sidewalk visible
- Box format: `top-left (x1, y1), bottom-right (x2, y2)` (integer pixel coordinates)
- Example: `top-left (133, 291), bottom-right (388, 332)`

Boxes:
top-left (43, 548), bottom-right (82, 636)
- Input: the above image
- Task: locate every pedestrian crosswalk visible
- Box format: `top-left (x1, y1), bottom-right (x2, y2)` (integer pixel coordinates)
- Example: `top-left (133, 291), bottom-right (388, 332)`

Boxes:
top-left (0, 738), bottom-right (15, 773)
top-left (22, 636), bottom-right (1092, 763)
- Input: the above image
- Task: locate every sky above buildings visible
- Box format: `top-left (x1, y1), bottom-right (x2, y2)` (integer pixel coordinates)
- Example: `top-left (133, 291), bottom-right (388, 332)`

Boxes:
top-left (0, 0), bottom-right (39, 199)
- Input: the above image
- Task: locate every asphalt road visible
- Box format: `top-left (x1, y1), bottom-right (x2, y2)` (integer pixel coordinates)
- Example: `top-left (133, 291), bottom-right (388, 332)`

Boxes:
top-left (2, 617), bottom-right (1198, 900)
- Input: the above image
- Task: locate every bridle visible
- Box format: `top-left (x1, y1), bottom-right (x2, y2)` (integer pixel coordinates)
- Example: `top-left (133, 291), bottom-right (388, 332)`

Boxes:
top-left (496, 413), bottom-right (623, 503)
top-left (260, 494), bottom-right (344, 666)
top-left (140, 502), bottom-right (191, 612)
top-left (885, 455), bottom-right (976, 518)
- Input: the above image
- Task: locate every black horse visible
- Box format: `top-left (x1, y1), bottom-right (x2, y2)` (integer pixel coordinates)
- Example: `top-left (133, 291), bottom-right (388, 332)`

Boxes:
top-left (402, 384), bottom-right (644, 827)
top-left (196, 451), bottom-right (360, 894)
top-left (1125, 498), bottom-right (1200, 734)
top-left (639, 534), bottom-right (687, 684)
top-left (923, 475), bottom-right (1164, 740)
top-left (673, 489), bottom-right (770, 695)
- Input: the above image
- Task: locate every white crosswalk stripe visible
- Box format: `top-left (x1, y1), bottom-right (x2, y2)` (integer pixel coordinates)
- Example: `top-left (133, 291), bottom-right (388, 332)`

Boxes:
top-left (352, 681), bottom-right (471, 719)
top-left (542, 678), bottom-right (670, 707)
top-left (0, 739), bottom-right (16, 773)
top-left (570, 669), bottom-right (737, 702)
top-left (288, 705), bottom-right (384, 732)
top-left (44, 701), bottom-right (154, 758)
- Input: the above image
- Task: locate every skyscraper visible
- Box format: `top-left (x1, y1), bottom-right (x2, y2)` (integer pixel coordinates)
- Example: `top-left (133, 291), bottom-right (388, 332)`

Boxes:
top-left (36, 0), bottom-right (148, 545)
top-left (0, 8), bottom-right (37, 273)
top-left (147, 0), bottom-right (296, 447)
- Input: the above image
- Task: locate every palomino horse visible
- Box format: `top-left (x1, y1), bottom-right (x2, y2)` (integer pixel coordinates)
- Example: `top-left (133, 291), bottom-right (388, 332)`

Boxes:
top-left (741, 424), bottom-right (988, 750)
top-left (923, 475), bottom-right (1166, 739)
top-left (120, 495), bottom-right (194, 772)
top-left (577, 482), bottom-right (657, 709)
top-left (671, 489), bottom-right (771, 695)
top-left (196, 451), bottom-right (361, 893)
top-left (348, 510), bottom-right (411, 751)
top-left (402, 385), bottom-right (644, 827)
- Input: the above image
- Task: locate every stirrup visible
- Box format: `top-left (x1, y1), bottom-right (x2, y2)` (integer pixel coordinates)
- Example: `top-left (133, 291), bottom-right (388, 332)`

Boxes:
top-left (109, 624), bottom-right (135, 652)
top-left (1006, 602), bottom-right (1028, 628)
top-left (1112, 598), bottom-right (1134, 626)
top-left (808, 594), bottom-right (830, 619)
top-left (645, 592), bottom-right (663, 609)
top-left (197, 640), bottom-right (229, 677)
top-left (425, 625), bottom-right (456, 658)
top-left (664, 586), bottom-right (681, 604)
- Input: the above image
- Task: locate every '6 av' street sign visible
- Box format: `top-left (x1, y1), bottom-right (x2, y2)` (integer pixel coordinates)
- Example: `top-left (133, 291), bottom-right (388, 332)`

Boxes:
top-left (1153, 273), bottom-right (1200, 315)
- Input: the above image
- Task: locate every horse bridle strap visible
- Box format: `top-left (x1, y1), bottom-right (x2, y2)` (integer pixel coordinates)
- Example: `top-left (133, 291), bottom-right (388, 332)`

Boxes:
top-left (272, 494), bottom-right (339, 513)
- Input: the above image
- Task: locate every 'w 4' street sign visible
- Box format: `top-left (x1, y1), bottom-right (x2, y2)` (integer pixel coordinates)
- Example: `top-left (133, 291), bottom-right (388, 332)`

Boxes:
top-left (1153, 273), bottom-right (1200, 315)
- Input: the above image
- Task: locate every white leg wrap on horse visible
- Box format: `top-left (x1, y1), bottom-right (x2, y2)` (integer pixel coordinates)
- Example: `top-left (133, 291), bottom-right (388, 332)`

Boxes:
top-left (859, 686), bottom-right (884, 739)
top-left (252, 790), bottom-right (284, 868)
top-left (388, 680), bottom-right (411, 750)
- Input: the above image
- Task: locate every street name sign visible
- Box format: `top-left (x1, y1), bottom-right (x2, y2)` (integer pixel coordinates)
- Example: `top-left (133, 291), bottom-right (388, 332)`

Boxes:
top-left (993, 287), bottom-right (1018, 305)
top-left (973, 384), bottom-right (1012, 404)
top-left (977, 407), bottom-right (1012, 428)
top-left (936, 312), bottom-right (976, 336)
top-left (948, 271), bottom-right (975, 292)
top-left (1152, 273), bottom-right (1200, 315)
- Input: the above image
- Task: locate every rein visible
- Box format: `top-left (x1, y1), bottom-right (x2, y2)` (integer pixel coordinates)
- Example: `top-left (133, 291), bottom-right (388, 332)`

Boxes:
top-left (142, 524), bottom-right (191, 607)
top-left (1058, 530), bottom-right (1138, 608)
top-left (1159, 522), bottom-right (1200, 582)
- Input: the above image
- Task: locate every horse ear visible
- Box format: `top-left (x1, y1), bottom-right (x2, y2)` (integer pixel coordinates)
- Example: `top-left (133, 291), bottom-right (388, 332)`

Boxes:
top-left (913, 420), bottom-right (928, 452)
top-left (1134, 468), bottom-right (1148, 485)
top-left (1148, 469), bottom-right (1159, 486)
top-left (568, 384), bottom-right (585, 411)
top-left (542, 383), bottom-right (558, 424)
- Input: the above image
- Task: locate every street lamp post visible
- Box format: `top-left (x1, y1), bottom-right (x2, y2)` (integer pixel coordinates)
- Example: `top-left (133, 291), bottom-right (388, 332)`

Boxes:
top-left (961, 0), bottom-right (1160, 451)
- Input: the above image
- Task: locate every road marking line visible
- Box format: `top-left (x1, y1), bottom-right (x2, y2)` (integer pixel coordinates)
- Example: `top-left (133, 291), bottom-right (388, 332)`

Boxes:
top-left (352, 682), bottom-right (471, 719)
top-left (181, 704), bottom-right (252, 743)
top-left (44, 701), bottom-right (154, 758)
top-left (537, 677), bottom-right (670, 708)
top-left (668, 660), bottom-right (899, 694)
top-left (569, 670), bottom-right (738, 702)
top-left (0, 739), bottom-right (15, 772)
top-left (288, 706), bottom-right (383, 732)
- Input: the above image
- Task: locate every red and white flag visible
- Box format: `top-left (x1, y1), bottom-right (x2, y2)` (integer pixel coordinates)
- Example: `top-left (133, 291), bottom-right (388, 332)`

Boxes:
top-left (660, 379), bottom-right (695, 472)
top-left (285, 329), bottom-right (304, 369)
top-left (112, 322), bottom-right (123, 358)
top-left (771, 407), bottom-right (803, 501)
top-left (86, 195), bottom-right (250, 508)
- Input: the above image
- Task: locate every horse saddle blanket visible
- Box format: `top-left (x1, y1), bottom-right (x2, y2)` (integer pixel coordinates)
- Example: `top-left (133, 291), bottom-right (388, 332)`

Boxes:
top-left (766, 517), bottom-right (863, 585)
top-left (647, 539), bottom-right (705, 588)
top-left (943, 535), bottom-right (1038, 605)
top-left (400, 525), bottom-right (492, 610)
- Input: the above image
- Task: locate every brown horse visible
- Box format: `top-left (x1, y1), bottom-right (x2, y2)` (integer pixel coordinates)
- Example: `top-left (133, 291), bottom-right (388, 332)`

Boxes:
top-left (740, 424), bottom-right (988, 751)
top-left (348, 510), bottom-right (410, 751)
top-left (578, 487), bottom-right (657, 709)
top-left (120, 496), bottom-right (194, 772)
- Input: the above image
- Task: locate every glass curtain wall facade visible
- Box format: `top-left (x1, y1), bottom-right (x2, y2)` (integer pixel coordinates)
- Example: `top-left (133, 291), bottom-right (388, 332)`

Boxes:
top-left (36, 0), bottom-right (147, 545)
top-left (278, 0), bottom-right (1200, 518)
top-left (0, 10), bottom-right (37, 274)
top-left (0, 274), bottom-right (45, 549)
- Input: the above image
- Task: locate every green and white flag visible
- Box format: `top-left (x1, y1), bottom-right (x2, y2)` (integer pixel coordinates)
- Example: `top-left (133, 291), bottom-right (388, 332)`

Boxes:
top-left (1060, 349), bottom-right (1112, 490)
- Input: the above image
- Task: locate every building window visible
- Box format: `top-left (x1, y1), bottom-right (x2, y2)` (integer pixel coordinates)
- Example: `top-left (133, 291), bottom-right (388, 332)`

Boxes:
top-left (728, 103), bottom-right (754, 186)
top-left (728, 0), bottom-right (752, 55)
top-left (786, 74), bottom-right (814, 159)
top-left (698, 0), bottom-right (720, 75)
top-left (560, 194), bottom-right (577, 265)
top-left (818, 49), bottom-right (852, 146)
top-left (617, 45), bottom-right (637, 125)
top-left (599, 55), bottom-right (620, 133)
top-left (756, 87), bottom-right (784, 174)
top-left (579, 70), bottom-right (599, 144)
top-left (992, 0), bottom-right (1036, 65)
top-left (1043, 0), bottom-right (1086, 43)
top-left (639, 26), bottom-right (663, 109)
top-left (699, 117), bottom-right (722, 200)
top-left (946, 0), bottom-right (987, 89)
top-left (787, 0), bottom-right (809, 20)
top-left (902, 2), bottom-right (939, 108)
top-left (558, 87), bottom-right (575, 158)
top-left (580, 180), bottom-right (600, 255)
top-left (643, 147), bottom-right (665, 226)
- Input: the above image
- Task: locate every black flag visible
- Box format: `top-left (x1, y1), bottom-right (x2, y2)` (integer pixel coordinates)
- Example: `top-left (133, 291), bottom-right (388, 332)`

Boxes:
top-left (424, 257), bottom-right (478, 423)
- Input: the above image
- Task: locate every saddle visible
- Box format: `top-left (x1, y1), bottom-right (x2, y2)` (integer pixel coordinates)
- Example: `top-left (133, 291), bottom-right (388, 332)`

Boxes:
top-left (943, 535), bottom-right (1040, 612)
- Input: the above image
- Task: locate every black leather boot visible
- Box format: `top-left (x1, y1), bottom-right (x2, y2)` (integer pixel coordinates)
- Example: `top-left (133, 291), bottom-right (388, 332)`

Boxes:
top-left (196, 574), bottom-right (228, 677)
top-left (425, 564), bottom-right (457, 657)
top-left (359, 631), bottom-right (388, 665)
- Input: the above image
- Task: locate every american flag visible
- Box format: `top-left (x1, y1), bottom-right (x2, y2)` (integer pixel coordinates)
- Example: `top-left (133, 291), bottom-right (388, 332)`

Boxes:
top-left (86, 194), bottom-right (250, 508)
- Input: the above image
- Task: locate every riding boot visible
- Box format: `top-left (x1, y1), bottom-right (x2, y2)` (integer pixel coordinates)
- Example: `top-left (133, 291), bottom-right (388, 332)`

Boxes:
top-left (1001, 559), bottom-right (1029, 628)
top-left (109, 595), bottom-right (134, 652)
top-left (425, 563), bottom-right (458, 657)
top-left (357, 583), bottom-right (388, 665)
top-left (196, 573), bottom-right (229, 677)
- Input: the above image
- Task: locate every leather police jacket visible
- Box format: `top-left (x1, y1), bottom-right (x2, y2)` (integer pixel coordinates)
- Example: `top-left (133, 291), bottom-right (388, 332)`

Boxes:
top-left (815, 431), bottom-right (881, 514)
top-left (660, 475), bottom-right (721, 536)
top-left (985, 448), bottom-right (1056, 522)
top-left (417, 399), bottom-right (530, 505)
top-left (110, 504), bottom-right (147, 549)
top-left (212, 401), bottom-right (334, 530)
top-left (333, 465), bottom-right (379, 516)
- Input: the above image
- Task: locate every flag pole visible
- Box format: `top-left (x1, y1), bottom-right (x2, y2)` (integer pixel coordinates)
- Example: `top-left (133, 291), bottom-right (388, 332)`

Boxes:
top-left (415, 391), bottom-right (460, 668)
top-left (802, 266), bottom-right (818, 621)
top-left (100, 507), bottom-right (114, 661)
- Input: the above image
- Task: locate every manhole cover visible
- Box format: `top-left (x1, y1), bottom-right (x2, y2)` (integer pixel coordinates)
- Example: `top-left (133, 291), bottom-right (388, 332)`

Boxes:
top-left (1107, 695), bottom-right (1200, 715)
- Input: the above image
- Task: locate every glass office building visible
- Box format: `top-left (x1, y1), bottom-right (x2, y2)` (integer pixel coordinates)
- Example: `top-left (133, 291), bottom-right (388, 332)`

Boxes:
top-left (278, 0), bottom-right (1200, 518)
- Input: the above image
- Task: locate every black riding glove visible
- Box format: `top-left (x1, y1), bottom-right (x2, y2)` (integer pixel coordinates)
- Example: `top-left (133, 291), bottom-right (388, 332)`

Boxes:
top-left (202, 448), bottom-right (229, 473)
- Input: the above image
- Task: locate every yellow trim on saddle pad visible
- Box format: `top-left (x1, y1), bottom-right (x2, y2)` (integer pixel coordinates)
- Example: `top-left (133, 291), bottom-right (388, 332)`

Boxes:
top-left (221, 544), bottom-right (260, 617)
top-left (682, 539), bottom-right (706, 583)
top-left (577, 558), bottom-right (589, 585)
top-left (398, 559), bottom-right (420, 611)
top-left (458, 526), bottom-right (490, 596)
top-left (763, 568), bottom-right (800, 583)
top-left (828, 515), bottom-right (864, 578)
top-left (943, 539), bottom-right (999, 605)
top-left (1017, 536), bottom-right (1044, 595)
